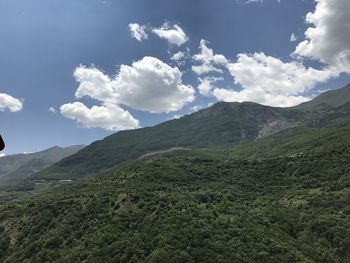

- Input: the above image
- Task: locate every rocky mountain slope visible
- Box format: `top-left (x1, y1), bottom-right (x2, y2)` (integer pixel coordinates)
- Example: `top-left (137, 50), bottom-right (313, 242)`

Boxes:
top-left (35, 84), bottom-right (350, 180)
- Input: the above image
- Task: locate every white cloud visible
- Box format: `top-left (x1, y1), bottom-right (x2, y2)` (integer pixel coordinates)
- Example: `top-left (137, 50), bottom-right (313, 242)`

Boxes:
top-left (213, 88), bottom-right (308, 108)
top-left (204, 0), bottom-right (350, 108)
top-left (167, 114), bottom-right (183, 120)
top-left (74, 56), bottom-right (195, 113)
top-left (290, 33), bottom-right (297, 42)
top-left (206, 0), bottom-right (349, 107)
top-left (170, 51), bottom-right (186, 61)
top-left (192, 63), bottom-right (224, 76)
top-left (62, 56), bottom-right (195, 130)
top-left (0, 153), bottom-right (5, 158)
top-left (49, 107), bottom-right (57, 113)
top-left (216, 52), bottom-right (338, 107)
top-left (294, 0), bottom-right (350, 72)
top-left (0, 93), bottom-right (23, 112)
top-left (208, 102), bottom-right (214, 107)
top-left (60, 102), bottom-right (139, 131)
top-left (128, 23), bottom-right (148, 42)
top-left (191, 105), bottom-right (203, 112)
top-left (192, 40), bottom-right (228, 75)
top-left (152, 23), bottom-right (188, 46)
top-left (197, 77), bottom-right (223, 96)
top-left (74, 66), bottom-right (115, 104)
top-left (170, 50), bottom-right (190, 66)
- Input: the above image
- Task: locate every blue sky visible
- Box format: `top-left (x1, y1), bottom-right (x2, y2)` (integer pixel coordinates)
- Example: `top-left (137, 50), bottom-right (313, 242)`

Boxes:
top-left (1, 0), bottom-right (349, 155)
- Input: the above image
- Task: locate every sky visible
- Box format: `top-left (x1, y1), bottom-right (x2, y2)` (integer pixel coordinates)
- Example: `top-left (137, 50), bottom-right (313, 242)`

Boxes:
top-left (0, 0), bottom-right (350, 155)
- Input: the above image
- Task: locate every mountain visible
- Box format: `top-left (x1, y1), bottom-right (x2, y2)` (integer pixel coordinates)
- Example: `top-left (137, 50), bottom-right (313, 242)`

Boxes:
top-left (1, 124), bottom-right (350, 262)
top-left (1, 84), bottom-right (350, 262)
top-left (295, 83), bottom-right (350, 110)
top-left (35, 84), bottom-right (350, 181)
top-left (0, 145), bottom-right (85, 186)
top-left (34, 102), bottom-right (304, 180)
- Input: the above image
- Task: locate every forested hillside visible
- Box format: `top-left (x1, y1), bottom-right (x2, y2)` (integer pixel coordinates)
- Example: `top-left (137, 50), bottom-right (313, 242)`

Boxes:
top-left (1, 124), bottom-right (349, 262)
top-left (34, 84), bottom-right (350, 181)
top-left (0, 145), bottom-right (85, 186)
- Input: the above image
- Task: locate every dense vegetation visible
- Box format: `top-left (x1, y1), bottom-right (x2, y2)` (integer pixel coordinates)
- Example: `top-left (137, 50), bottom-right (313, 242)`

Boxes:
top-left (0, 146), bottom-right (85, 203)
top-left (34, 86), bottom-right (350, 181)
top-left (295, 84), bottom-right (350, 110)
top-left (1, 124), bottom-right (350, 262)
top-left (0, 145), bottom-right (84, 186)
top-left (1, 85), bottom-right (350, 262)
top-left (35, 101), bottom-right (310, 180)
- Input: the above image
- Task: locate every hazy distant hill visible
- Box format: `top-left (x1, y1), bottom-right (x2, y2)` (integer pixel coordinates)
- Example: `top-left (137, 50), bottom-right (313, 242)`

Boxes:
top-left (0, 145), bottom-right (85, 185)
top-left (35, 84), bottom-right (350, 180)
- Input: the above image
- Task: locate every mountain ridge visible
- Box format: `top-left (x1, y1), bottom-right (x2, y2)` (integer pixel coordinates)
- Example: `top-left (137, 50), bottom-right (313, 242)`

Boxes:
top-left (1, 123), bottom-right (350, 262)
top-left (0, 145), bottom-right (85, 186)
top-left (1, 85), bottom-right (350, 262)
top-left (34, 84), bottom-right (350, 180)
top-left (294, 83), bottom-right (350, 110)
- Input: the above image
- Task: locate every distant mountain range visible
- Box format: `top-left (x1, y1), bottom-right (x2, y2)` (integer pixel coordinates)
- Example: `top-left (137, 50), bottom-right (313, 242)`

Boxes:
top-left (0, 145), bottom-right (85, 186)
top-left (35, 84), bottom-right (350, 180)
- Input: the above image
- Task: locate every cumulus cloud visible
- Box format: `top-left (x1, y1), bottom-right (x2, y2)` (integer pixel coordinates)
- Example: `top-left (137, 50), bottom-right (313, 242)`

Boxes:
top-left (170, 49), bottom-right (190, 66)
top-left (170, 51), bottom-right (186, 61)
top-left (152, 23), bottom-right (188, 46)
top-left (197, 77), bottom-right (223, 96)
top-left (74, 56), bottom-right (195, 113)
top-left (217, 52), bottom-right (338, 107)
top-left (128, 23), bottom-right (148, 41)
top-left (60, 102), bottom-right (139, 131)
top-left (192, 64), bottom-right (223, 75)
top-left (294, 0), bottom-right (350, 72)
top-left (208, 0), bottom-right (349, 107)
top-left (192, 40), bottom-right (228, 75)
top-left (62, 56), bottom-right (195, 130)
top-left (207, 0), bottom-right (350, 107)
top-left (0, 93), bottom-right (23, 112)
top-left (213, 88), bottom-right (309, 108)
top-left (0, 153), bottom-right (5, 157)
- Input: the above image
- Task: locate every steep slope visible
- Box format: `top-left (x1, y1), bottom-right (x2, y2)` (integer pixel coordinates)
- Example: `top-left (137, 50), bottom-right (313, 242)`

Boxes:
top-left (1, 125), bottom-right (350, 262)
top-left (35, 102), bottom-right (305, 180)
top-left (294, 83), bottom-right (350, 110)
top-left (0, 145), bottom-right (85, 185)
top-left (36, 83), bottom-right (350, 181)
